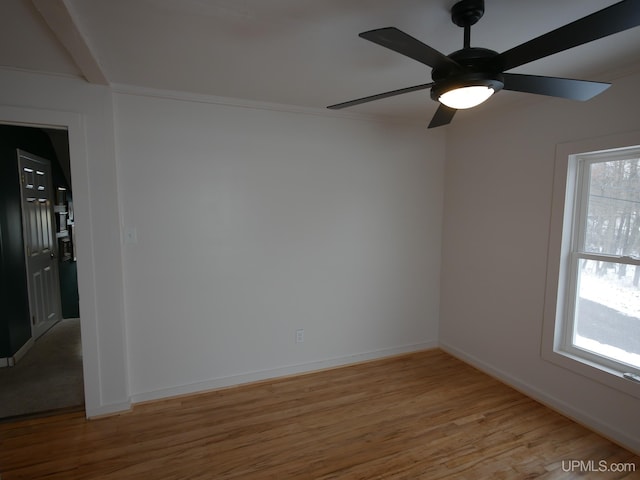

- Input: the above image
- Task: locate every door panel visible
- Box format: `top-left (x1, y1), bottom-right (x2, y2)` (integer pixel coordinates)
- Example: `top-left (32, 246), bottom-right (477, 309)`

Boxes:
top-left (17, 150), bottom-right (62, 339)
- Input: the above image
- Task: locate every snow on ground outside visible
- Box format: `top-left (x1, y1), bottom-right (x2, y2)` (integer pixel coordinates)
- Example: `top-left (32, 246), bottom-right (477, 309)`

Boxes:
top-left (576, 264), bottom-right (640, 368)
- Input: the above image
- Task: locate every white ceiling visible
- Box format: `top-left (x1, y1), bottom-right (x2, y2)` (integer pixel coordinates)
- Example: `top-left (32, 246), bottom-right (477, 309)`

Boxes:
top-left (3, 0), bottom-right (640, 123)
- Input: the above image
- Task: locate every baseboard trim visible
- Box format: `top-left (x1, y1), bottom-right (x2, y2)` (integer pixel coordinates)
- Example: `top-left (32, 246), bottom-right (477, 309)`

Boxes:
top-left (0, 337), bottom-right (35, 368)
top-left (12, 337), bottom-right (34, 365)
top-left (85, 401), bottom-right (132, 419)
top-left (439, 341), bottom-right (640, 455)
top-left (130, 342), bottom-right (438, 405)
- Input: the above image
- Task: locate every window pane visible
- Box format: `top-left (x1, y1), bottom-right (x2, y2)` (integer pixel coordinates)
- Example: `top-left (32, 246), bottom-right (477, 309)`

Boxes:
top-left (584, 158), bottom-right (640, 257)
top-left (574, 259), bottom-right (640, 369)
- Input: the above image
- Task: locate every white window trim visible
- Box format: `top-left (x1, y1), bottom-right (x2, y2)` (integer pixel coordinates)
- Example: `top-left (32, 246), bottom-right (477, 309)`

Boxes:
top-left (542, 130), bottom-right (640, 399)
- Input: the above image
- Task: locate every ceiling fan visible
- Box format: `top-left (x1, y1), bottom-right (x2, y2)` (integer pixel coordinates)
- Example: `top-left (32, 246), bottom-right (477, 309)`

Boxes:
top-left (327, 0), bottom-right (640, 128)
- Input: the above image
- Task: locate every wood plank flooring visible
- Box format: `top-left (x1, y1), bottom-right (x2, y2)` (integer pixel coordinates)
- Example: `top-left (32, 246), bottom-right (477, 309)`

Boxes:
top-left (1, 349), bottom-right (638, 479)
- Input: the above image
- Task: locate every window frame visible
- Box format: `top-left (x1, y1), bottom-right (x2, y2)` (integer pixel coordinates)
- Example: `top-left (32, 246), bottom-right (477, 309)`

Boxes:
top-left (562, 151), bottom-right (640, 373)
top-left (542, 131), bottom-right (640, 399)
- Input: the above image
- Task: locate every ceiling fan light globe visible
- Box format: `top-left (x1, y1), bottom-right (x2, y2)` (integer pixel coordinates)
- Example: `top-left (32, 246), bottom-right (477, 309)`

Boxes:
top-left (439, 85), bottom-right (494, 109)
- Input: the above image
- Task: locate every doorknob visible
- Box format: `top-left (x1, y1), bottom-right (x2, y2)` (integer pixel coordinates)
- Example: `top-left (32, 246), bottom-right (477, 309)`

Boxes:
top-left (50, 251), bottom-right (56, 259)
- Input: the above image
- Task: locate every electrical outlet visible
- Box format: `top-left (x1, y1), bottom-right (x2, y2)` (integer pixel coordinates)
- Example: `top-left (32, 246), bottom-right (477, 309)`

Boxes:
top-left (295, 329), bottom-right (304, 343)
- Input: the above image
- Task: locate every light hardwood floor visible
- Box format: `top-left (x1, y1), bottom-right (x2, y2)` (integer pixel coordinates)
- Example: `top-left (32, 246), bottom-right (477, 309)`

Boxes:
top-left (1, 349), bottom-right (638, 479)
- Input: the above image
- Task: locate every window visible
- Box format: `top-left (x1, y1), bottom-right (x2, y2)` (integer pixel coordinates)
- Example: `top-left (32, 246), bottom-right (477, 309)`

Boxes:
top-left (564, 150), bottom-right (640, 373)
top-left (543, 134), bottom-right (640, 396)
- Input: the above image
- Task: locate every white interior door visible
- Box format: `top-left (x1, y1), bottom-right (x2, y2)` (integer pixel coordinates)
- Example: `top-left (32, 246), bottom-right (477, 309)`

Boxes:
top-left (17, 149), bottom-right (62, 339)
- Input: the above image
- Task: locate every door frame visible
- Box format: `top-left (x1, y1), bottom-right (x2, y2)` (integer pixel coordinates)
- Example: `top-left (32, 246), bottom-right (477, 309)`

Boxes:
top-left (0, 107), bottom-right (100, 416)
top-left (0, 68), bottom-right (133, 417)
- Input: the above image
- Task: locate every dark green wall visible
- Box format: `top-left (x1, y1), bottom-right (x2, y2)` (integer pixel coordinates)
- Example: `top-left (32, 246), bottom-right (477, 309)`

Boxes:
top-left (60, 260), bottom-right (80, 318)
top-left (0, 143), bottom-right (32, 357)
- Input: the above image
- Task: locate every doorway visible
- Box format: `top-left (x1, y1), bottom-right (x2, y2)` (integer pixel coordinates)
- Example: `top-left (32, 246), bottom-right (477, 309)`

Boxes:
top-left (0, 124), bottom-right (83, 419)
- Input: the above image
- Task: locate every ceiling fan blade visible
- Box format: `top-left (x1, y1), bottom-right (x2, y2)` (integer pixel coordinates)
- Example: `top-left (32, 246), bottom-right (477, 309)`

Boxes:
top-left (428, 104), bottom-right (457, 128)
top-left (327, 83), bottom-right (434, 109)
top-left (495, 0), bottom-right (640, 72)
top-left (503, 73), bottom-right (611, 101)
top-left (359, 27), bottom-right (461, 71)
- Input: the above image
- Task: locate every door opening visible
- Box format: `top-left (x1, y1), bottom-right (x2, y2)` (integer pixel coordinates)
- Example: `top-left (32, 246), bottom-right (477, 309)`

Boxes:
top-left (0, 125), bottom-right (84, 419)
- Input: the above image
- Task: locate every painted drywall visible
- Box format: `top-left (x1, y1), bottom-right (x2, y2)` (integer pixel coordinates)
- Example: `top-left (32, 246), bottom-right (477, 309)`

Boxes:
top-left (114, 91), bottom-right (444, 401)
top-left (439, 69), bottom-right (640, 451)
top-left (0, 69), bottom-right (129, 416)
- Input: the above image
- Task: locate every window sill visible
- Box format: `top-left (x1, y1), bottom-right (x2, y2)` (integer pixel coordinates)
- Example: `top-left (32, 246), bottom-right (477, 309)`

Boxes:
top-left (542, 347), bottom-right (640, 400)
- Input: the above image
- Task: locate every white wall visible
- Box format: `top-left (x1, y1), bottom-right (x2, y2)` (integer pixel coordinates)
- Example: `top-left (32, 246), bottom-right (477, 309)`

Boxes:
top-left (114, 91), bottom-right (445, 401)
top-left (9, 62), bottom-right (636, 453)
top-left (0, 69), bottom-right (129, 416)
top-left (439, 69), bottom-right (640, 451)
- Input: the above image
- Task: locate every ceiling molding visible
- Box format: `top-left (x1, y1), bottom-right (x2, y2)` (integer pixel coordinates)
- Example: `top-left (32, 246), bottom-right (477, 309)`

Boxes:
top-left (110, 83), bottom-right (427, 127)
top-left (31, 0), bottom-right (108, 85)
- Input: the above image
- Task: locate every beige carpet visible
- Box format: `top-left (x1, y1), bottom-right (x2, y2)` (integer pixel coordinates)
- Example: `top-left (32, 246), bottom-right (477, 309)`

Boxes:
top-left (0, 318), bottom-right (84, 419)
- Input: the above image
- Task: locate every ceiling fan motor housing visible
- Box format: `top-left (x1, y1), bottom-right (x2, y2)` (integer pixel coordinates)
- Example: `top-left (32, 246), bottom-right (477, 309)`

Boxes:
top-left (435, 47), bottom-right (499, 77)
top-left (430, 46), bottom-right (504, 101)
